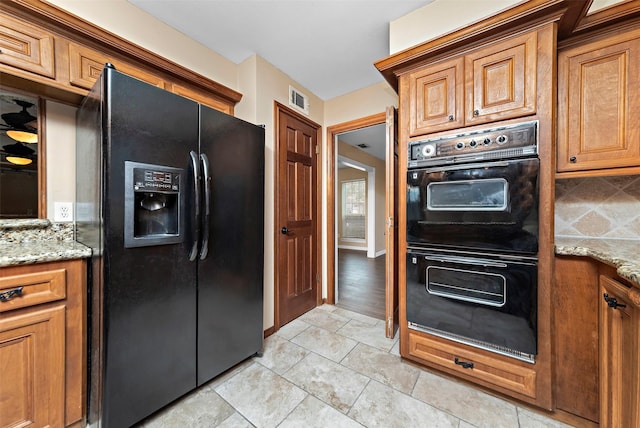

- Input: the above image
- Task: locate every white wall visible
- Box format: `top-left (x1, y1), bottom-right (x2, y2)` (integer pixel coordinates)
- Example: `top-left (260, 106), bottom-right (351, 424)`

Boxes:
top-left (389, 0), bottom-right (523, 54)
top-left (45, 101), bottom-right (77, 220)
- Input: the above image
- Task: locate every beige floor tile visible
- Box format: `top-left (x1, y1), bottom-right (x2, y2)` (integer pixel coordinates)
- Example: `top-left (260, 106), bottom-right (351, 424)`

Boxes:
top-left (275, 318), bottom-right (310, 340)
top-left (283, 352), bottom-right (370, 413)
top-left (254, 334), bottom-right (309, 374)
top-left (139, 387), bottom-right (234, 428)
top-left (291, 325), bottom-right (357, 362)
top-left (278, 395), bottom-right (364, 428)
top-left (341, 342), bottom-right (420, 394)
top-left (332, 307), bottom-right (380, 326)
top-left (215, 412), bottom-right (254, 428)
top-left (412, 370), bottom-right (518, 428)
top-left (214, 362), bottom-right (306, 428)
top-left (316, 303), bottom-right (338, 312)
top-left (517, 407), bottom-right (575, 428)
top-left (299, 307), bottom-right (350, 331)
top-left (337, 319), bottom-right (396, 352)
top-left (348, 380), bottom-right (459, 428)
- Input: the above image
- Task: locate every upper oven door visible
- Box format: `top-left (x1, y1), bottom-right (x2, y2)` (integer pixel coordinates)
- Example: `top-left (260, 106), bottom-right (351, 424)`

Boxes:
top-left (407, 157), bottom-right (539, 254)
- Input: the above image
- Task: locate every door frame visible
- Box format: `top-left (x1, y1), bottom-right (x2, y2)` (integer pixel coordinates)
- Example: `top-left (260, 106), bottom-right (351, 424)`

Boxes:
top-left (273, 101), bottom-right (323, 330)
top-left (326, 112), bottom-right (386, 305)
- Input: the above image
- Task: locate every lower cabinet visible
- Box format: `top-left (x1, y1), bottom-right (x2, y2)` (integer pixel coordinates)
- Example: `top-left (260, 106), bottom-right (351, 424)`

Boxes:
top-left (0, 259), bottom-right (86, 428)
top-left (599, 274), bottom-right (640, 428)
top-left (554, 256), bottom-right (640, 427)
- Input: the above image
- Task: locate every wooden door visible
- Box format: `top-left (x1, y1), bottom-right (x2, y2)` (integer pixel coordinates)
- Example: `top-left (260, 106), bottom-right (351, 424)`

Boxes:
top-left (408, 57), bottom-right (464, 136)
top-left (465, 30), bottom-right (537, 126)
top-left (599, 275), bottom-right (640, 428)
top-left (276, 103), bottom-right (320, 327)
top-left (385, 106), bottom-right (399, 338)
top-left (557, 33), bottom-right (640, 172)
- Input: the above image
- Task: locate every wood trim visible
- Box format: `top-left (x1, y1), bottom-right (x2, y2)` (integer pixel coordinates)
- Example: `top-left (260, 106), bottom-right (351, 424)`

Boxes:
top-left (37, 96), bottom-right (46, 218)
top-left (263, 325), bottom-right (275, 339)
top-left (374, 0), bottom-right (577, 91)
top-left (573, 0), bottom-right (640, 35)
top-left (273, 101), bottom-right (322, 330)
top-left (325, 112), bottom-right (386, 305)
top-left (0, 0), bottom-right (242, 105)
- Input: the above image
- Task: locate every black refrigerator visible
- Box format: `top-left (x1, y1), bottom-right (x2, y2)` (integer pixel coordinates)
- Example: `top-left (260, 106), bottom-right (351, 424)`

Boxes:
top-left (75, 65), bottom-right (264, 428)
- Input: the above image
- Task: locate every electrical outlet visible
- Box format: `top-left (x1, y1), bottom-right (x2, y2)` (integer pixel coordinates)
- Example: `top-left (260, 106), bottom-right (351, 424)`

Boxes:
top-left (54, 202), bottom-right (73, 222)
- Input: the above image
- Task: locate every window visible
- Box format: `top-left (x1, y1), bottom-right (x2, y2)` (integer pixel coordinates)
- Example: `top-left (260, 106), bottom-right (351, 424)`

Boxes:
top-left (341, 179), bottom-right (366, 239)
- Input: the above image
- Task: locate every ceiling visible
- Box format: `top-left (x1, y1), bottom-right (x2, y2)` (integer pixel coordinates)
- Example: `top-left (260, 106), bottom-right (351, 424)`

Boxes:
top-left (128, 0), bottom-right (429, 101)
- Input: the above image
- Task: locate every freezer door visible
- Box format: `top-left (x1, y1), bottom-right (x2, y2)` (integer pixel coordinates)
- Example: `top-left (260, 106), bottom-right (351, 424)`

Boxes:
top-left (98, 68), bottom-right (200, 428)
top-left (197, 105), bottom-right (265, 385)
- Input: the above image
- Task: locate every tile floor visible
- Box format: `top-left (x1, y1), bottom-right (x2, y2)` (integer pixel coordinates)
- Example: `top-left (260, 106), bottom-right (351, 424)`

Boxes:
top-left (137, 305), bottom-right (573, 428)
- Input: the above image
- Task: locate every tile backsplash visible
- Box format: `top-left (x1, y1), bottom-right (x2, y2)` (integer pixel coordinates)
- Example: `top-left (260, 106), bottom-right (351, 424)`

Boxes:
top-left (555, 175), bottom-right (640, 239)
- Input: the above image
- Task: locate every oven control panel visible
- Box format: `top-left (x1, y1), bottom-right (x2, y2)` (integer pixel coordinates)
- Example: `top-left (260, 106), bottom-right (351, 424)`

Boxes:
top-left (408, 121), bottom-right (538, 168)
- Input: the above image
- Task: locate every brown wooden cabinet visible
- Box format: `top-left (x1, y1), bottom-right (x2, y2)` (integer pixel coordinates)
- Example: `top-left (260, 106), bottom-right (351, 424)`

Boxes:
top-left (553, 256), bottom-right (640, 427)
top-left (405, 28), bottom-right (538, 137)
top-left (0, 13), bottom-right (55, 79)
top-left (599, 274), bottom-right (640, 428)
top-left (553, 256), bottom-right (600, 424)
top-left (0, 1), bottom-right (241, 113)
top-left (557, 24), bottom-right (640, 175)
top-left (408, 57), bottom-right (464, 136)
top-left (0, 259), bottom-right (86, 428)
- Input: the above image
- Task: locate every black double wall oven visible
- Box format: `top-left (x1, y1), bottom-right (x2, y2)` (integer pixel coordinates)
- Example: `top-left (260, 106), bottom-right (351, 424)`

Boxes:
top-left (405, 121), bottom-right (539, 362)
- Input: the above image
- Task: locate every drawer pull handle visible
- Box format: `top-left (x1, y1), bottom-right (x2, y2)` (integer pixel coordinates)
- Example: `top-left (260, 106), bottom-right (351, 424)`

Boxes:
top-left (0, 286), bottom-right (24, 302)
top-left (604, 293), bottom-right (626, 309)
top-left (454, 357), bottom-right (474, 369)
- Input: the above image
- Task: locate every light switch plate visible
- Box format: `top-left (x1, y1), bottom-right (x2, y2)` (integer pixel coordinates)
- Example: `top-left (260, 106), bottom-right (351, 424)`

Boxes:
top-left (54, 202), bottom-right (73, 222)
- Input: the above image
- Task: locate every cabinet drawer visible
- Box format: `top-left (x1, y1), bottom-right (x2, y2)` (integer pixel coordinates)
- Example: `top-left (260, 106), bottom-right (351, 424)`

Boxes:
top-left (0, 268), bottom-right (66, 312)
top-left (408, 331), bottom-right (537, 398)
top-left (0, 14), bottom-right (55, 78)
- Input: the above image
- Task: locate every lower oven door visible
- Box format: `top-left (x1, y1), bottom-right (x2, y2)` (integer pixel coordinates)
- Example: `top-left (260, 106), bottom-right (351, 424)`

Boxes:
top-left (406, 157), bottom-right (539, 254)
top-left (406, 249), bottom-right (537, 362)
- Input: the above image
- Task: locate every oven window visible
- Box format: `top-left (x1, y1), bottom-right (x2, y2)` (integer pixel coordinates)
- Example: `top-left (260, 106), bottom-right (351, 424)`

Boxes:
top-left (426, 266), bottom-right (506, 307)
top-left (427, 178), bottom-right (508, 211)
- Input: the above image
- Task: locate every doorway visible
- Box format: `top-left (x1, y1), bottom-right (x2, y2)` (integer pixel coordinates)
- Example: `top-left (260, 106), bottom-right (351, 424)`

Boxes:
top-left (326, 113), bottom-right (391, 322)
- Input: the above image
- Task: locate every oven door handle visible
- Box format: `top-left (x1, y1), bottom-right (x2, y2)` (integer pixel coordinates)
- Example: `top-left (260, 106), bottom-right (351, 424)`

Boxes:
top-left (423, 255), bottom-right (507, 268)
top-left (419, 161), bottom-right (510, 173)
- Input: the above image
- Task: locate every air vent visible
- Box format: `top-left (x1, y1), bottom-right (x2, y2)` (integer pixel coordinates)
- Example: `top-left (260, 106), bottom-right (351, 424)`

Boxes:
top-left (357, 143), bottom-right (369, 149)
top-left (289, 85), bottom-right (309, 115)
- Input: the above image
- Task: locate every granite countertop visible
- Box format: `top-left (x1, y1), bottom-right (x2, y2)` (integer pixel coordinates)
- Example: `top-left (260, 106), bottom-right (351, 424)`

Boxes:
top-left (0, 219), bottom-right (91, 267)
top-left (555, 237), bottom-right (640, 287)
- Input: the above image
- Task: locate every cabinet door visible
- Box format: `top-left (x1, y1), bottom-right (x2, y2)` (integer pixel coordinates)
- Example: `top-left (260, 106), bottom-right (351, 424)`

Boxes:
top-left (599, 275), bottom-right (640, 428)
top-left (557, 34), bottom-right (640, 172)
top-left (465, 31), bottom-right (537, 126)
top-left (0, 14), bottom-right (55, 78)
top-left (0, 305), bottom-right (65, 428)
top-left (68, 42), bottom-right (165, 90)
top-left (408, 57), bottom-right (464, 136)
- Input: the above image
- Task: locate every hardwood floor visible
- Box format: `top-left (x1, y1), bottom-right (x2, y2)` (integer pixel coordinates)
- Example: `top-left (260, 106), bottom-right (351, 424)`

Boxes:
top-left (336, 249), bottom-right (386, 320)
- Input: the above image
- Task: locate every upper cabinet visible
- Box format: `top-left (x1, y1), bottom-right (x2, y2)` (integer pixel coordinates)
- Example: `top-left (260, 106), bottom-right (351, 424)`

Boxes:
top-left (0, 1), bottom-right (242, 114)
top-left (557, 23), bottom-right (640, 176)
top-left (0, 13), bottom-right (55, 79)
top-left (406, 28), bottom-right (538, 137)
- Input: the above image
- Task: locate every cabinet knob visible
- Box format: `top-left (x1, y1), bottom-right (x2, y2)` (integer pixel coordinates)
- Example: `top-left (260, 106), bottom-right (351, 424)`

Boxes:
top-left (569, 156), bottom-right (577, 163)
top-left (473, 110), bottom-right (480, 117)
top-left (448, 115), bottom-right (454, 121)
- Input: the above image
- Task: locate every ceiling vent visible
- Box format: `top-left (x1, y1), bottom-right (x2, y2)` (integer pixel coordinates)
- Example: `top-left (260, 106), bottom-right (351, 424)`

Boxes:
top-left (289, 85), bottom-right (309, 115)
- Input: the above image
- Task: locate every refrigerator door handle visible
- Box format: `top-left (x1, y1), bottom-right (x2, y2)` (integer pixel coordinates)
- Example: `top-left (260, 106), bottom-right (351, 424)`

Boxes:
top-left (189, 150), bottom-right (201, 261)
top-left (199, 153), bottom-right (211, 260)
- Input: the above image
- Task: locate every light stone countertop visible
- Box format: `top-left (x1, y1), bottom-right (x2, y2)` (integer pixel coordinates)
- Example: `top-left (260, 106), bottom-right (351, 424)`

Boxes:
top-left (555, 237), bottom-right (640, 287)
top-left (0, 220), bottom-right (91, 267)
